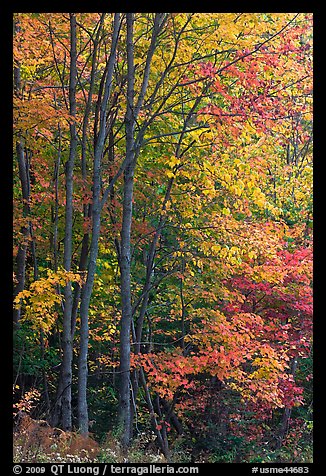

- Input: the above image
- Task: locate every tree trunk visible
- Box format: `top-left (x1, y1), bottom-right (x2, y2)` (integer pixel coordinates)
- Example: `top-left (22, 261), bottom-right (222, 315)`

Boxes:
top-left (71, 15), bottom-right (105, 338)
top-left (119, 162), bottom-right (135, 446)
top-left (52, 13), bottom-right (77, 431)
top-left (13, 25), bottom-right (29, 324)
top-left (118, 12), bottom-right (135, 449)
top-left (277, 357), bottom-right (298, 448)
top-left (77, 13), bottom-right (121, 434)
top-left (119, 14), bottom-right (168, 446)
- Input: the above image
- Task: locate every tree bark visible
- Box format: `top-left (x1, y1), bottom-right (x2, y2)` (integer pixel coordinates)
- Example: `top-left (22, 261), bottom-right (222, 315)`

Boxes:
top-left (118, 13), bottom-right (169, 447)
top-left (13, 18), bottom-right (29, 325)
top-left (277, 356), bottom-right (298, 448)
top-left (77, 13), bottom-right (121, 434)
top-left (118, 12), bottom-right (136, 449)
top-left (52, 13), bottom-right (77, 431)
top-left (13, 142), bottom-right (30, 325)
top-left (71, 16), bottom-right (105, 339)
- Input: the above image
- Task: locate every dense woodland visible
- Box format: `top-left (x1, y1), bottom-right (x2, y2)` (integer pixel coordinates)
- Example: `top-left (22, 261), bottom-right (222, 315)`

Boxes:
top-left (13, 13), bottom-right (313, 463)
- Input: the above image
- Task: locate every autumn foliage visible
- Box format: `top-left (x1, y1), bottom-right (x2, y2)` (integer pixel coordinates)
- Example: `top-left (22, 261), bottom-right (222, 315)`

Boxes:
top-left (13, 13), bottom-right (312, 463)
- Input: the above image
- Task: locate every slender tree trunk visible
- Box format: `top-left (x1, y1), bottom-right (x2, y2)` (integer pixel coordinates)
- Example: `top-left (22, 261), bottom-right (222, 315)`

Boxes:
top-left (13, 22), bottom-right (29, 324)
top-left (119, 14), bottom-right (167, 446)
top-left (52, 123), bottom-right (61, 272)
top-left (129, 321), bottom-right (169, 457)
top-left (71, 228), bottom-right (90, 338)
top-left (71, 15), bottom-right (105, 338)
top-left (179, 262), bottom-right (186, 354)
top-left (118, 12), bottom-right (136, 448)
top-left (77, 13), bottom-right (121, 434)
top-left (52, 13), bottom-right (77, 431)
top-left (277, 356), bottom-right (298, 448)
top-left (154, 395), bottom-right (170, 460)
top-left (13, 171), bottom-right (28, 321)
top-left (119, 161), bottom-right (135, 446)
top-left (139, 368), bottom-right (169, 458)
top-left (13, 245), bottom-right (27, 325)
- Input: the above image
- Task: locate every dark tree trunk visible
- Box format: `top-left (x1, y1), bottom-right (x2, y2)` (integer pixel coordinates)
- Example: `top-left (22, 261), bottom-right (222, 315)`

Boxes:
top-left (277, 357), bottom-right (298, 448)
top-left (52, 13), bottom-right (77, 431)
top-left (77, 13), bottom-right (121, 435)
top-left (118, 12), bottom-right (136, 449)
top-left (118, 13), bottom-right (168, 447)
top-left (70, 15), bottom-right (105, 339)
top-left (52, 124), bottom-right (61, 272)
top-left (13, 56), bottom-right (30, 324)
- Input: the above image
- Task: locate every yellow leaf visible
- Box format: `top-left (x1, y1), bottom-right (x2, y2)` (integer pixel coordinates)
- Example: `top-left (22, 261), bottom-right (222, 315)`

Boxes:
top-left (168, 156), bottom-right (181, 168)
top-left (222, 207), bottom-right (231, 216)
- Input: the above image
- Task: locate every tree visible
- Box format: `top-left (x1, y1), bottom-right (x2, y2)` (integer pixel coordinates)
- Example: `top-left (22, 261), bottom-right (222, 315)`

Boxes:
top-left (13, 13), bottom-right (312, 461)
